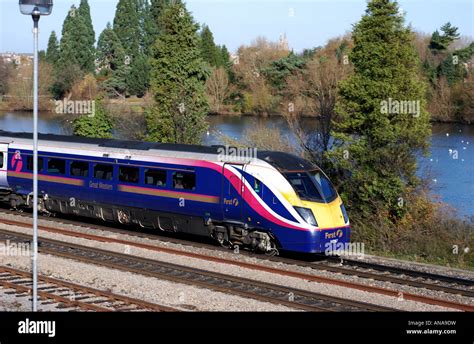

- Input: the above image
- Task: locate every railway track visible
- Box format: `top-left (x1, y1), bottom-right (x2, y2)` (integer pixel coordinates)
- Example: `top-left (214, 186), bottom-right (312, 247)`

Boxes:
top-left (0, 265), bottom-right (178, 312)
top-left (0, 209), bottom-right (472, 311)
top-left (309, 256), bottom-right (474, 297)
top-left (0, 228), bottom-right (396, 312)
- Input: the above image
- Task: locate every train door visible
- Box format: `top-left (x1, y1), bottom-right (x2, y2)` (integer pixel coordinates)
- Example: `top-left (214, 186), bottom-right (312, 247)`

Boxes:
top-left (222, 163), bottom-right (244, 222)
top-left (0, 144), bottom-right (8, 188)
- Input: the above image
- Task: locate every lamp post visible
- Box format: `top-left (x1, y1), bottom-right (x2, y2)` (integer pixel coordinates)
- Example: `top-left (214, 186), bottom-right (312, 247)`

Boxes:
top-left (18, 0), bottom-right (53, 312)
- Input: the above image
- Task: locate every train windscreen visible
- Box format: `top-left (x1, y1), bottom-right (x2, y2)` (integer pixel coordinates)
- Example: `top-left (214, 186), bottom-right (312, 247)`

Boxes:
top-left (309, 170), bottom-right (337, 201)
top-left (285, 170), bottom-right (337, 203)
top-left (285, 172), bottom-right (324, 202)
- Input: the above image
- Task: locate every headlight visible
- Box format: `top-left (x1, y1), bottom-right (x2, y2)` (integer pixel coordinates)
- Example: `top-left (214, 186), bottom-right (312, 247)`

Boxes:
top-left (294, 206), bottom-right (318, 226)
top-left (340, 204), bottom-right (349, 224)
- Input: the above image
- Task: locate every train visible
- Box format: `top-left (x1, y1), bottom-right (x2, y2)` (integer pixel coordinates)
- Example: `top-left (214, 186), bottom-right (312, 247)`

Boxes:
top-left (0, 130), bottom-right (350, 255)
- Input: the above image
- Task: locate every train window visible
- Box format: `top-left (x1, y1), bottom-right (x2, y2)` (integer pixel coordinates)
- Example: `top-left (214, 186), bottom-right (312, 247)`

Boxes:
top-left (119, 166), bottom-right (139, 184)
top-left (0, 153), bottom-right (3, 168)
top-left (47, 158), bottom-right (66, 175)
top-left (70, 161), bottom-right (89, 177)
top-left (309, 170), bottom-right (337, 201)
top-left (144, 169), bottom-right (167, 187)
top-left (26, 156), bottom-right (44, 172)
top-left (285, 172), bottom-right (323, 202)
top-left (172, 172), bottom-right (195, 191)
top-left (94, 164), bottom-right (114, 181)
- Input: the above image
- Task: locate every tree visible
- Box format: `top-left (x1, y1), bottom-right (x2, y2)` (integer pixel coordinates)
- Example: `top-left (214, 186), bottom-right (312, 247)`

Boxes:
top-left (146, 2), bottom-right (209, 144)
top-left (284, 37), bottom-right (352, 167)
top-left (263, 52), bottom-right (306, 91)
top-left (206, 67), bottom-right (230, 113)
top-left (46, 31), bottom-right (60, 65)
top-left (78, 0), bottom-right (95, 72)
top-left (438, 43), bottom-right (474, 85)
top-left (53, 4), bottom-right (95, 96)
top-left (217, 44), bottom-right (233, 79)
top-left (429, 22), bottom-right (460, 51)
top-left (7, 61), bottom-right (54, 110)
top-left (113, 0), bottom-right (141, 57)
top-left (200, 24), bottom-right (220, 67)
top-left (70, 73), bottom-right (99, 101)
top-left (144, 0), bottom-right (170, 56)
top-left (101, 65), bottom-right (129, 98)
top-left (0, 59), bottom-right (13, 96)
top-left (233, 37), bottom-right (289, 90)
top-left (452, 72), bottom-right (474, 123)
top-left (96, 23), bottom-right (126, 75)
top-left (232, 37), bottom-right (289, 114)
top-left (128, 53), bottom-right (149, 97)
top-left (113, 0), bottom-right (149, 96)
top-left (73, 99), bottom-right (113, 138)
top-left (330, 0), bottom-right (431, 219)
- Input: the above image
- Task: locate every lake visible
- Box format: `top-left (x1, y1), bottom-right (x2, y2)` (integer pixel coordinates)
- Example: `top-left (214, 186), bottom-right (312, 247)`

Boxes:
top-left (1, 111), bottom-right (472, 219)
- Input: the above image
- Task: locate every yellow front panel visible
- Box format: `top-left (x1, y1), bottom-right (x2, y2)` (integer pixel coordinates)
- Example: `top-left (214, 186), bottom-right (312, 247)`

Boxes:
top-left (301, 197), bottom-right (347, 229)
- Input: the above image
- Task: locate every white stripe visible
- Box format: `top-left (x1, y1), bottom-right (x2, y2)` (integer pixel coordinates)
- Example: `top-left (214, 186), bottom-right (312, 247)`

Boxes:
top-left (225, 165), bottom-right (314, 231)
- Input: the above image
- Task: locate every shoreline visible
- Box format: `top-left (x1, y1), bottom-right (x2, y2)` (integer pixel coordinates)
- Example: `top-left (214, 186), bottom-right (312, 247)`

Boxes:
top-left (1, 106), bottom-right (473, 125)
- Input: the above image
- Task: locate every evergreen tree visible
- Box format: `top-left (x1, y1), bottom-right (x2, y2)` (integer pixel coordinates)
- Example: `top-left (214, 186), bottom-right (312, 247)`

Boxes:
top-left (438, 43), bottom-right (474, 85)
top-left (144, 0), bottom-right (170, 56)
top-left (102, 64), bottom-right (130, 98)
top-left (147, 2), bottom-right (209, 144)
top-left (218, 44), bottom-right (234, 80)
top-left (78, 0), bottom-right (96, 72)
top-left (58, 6), bottom-right (81, 67)
top-left (263, 52), bottom-right (306, 90)
top-left (46, 31), bottom-right (60, 65)
top-left (199, 24), bottom-right (220, 67)
top-left (134, 0), bottom-right (149, 51)
top-left (52, 6), bottom-right (84, 98)
top-left (113, 0), bottom-right (141, 57)
top-left (97, 23), bottom-right (126, 76)
top-left (113, 0), bottom-right (148, 96)
top-left (73, 99), bottom-right (113, 138)
top-left (429, 22), bottom-right (460, 51)
top-left (219, 45), bottom-right (231, 67)
top-left (58, 5), bottom-right (94, 73)
top-left (128, 53), bottom-right (149, 97)
top-left (330, 0), bottom-right (431, 219)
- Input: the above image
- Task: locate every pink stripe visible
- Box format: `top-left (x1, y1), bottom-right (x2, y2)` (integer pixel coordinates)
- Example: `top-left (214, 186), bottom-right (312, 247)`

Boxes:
top-left (190, 160), bottom-right (311, 231)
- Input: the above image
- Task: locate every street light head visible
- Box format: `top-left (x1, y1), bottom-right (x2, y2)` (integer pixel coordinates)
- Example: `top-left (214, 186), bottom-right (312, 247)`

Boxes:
top-left (19, 0), bottom-right (53, 16)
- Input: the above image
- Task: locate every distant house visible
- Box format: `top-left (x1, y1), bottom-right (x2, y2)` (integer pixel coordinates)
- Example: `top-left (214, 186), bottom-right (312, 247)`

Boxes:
top-left (0, 52), bottom-right (33, 66)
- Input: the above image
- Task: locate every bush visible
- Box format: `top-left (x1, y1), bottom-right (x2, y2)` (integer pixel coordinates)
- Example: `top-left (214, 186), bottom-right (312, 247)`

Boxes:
top-left (350, 190), bottom-right (474, 269)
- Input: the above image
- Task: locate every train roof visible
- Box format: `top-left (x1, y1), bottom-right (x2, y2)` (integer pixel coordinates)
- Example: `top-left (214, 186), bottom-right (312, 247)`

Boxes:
top-left (257, 151), bottom-right (316, 172)
top-left (0, 130), bottom-right (316, 171)
top-left (0, 130), bottom-right (220, 154)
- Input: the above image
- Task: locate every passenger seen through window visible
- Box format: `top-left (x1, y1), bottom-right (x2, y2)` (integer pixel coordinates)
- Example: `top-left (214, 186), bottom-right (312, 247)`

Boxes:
top-left (172, 172), bottom-right (195, 190)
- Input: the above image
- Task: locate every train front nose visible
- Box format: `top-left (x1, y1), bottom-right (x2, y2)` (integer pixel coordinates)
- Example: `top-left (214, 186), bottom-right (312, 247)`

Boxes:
top-left (301, 198), bottom-right (351, 253)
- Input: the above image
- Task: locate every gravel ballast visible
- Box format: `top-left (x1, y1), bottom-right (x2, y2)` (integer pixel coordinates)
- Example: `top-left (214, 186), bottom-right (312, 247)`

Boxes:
top-left (0, 217), bottom-right (467, 311)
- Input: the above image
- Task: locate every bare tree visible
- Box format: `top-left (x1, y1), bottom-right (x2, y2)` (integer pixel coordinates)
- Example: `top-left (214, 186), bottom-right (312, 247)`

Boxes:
top-left (206, 67), bottom-right (229, 113)
top-left (283, 36), bottom-right (352, 167)
top-left (428, 76), bottom-right (456, 122)
top-left (70, 73), bottom-right (99, 101)
top-left (6, 60), bottom-right (54, 111)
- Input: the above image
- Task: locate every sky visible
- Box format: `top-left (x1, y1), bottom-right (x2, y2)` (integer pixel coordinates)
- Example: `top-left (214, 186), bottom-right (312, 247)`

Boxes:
top-left (0, 0), bottom-right (473, 54)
